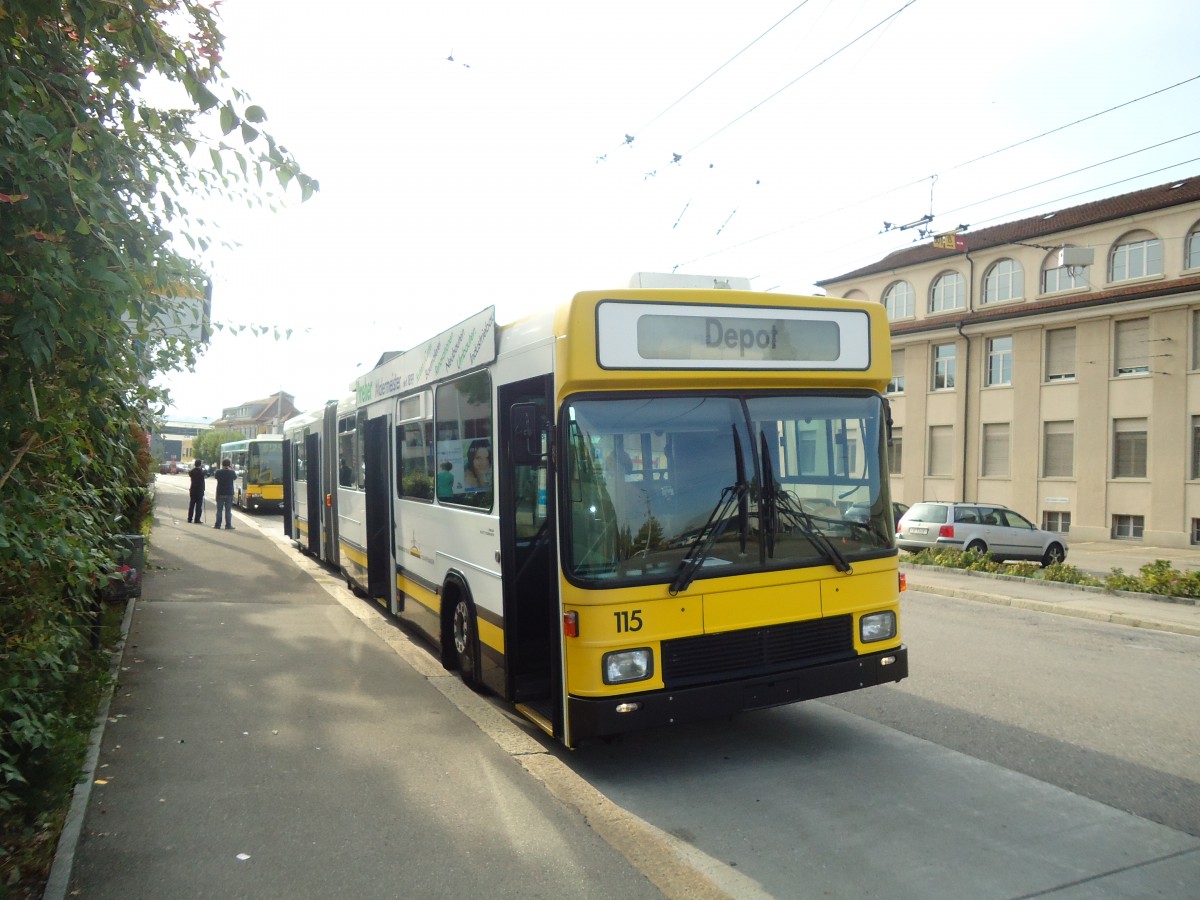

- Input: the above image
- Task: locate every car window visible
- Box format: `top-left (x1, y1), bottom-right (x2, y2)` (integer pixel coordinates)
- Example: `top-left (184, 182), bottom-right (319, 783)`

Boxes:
top-left (1001, 510), bottom-right (1035, 529)
top-left (978, 508), bottom-right (1002, 526)
top-left (907, 503), bottom-right (947, 523)
top-left (954, 508), bottom-right (979, 524)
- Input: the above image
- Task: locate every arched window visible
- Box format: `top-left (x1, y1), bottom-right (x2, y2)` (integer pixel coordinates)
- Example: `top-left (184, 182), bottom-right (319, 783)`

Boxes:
top-left (1110, 229), bottom-right (1162, 282)
top-left (1186, 222), bottom-right (1200, 270)
top-left (882, 280), bottom-right (914, 320)
top-left (930, 271), bottom-right (965, 313)
top-left (1042, 247), bottom-right (1088, 293)
top-left (982, 259), bottom-right (1023, 304)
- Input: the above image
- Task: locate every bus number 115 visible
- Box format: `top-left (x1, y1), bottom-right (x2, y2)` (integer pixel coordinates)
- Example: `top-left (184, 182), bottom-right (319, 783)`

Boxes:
top-left (614, 610), bottom-right (643, 633)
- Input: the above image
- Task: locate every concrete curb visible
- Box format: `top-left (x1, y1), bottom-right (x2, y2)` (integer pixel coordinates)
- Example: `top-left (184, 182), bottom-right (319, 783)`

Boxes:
top-left (43, 593), bottom-right (138, 900)
top-left (902, 562), bottom-right (1200, 605)
top-left (903, 565), bottom-right (1200, 638)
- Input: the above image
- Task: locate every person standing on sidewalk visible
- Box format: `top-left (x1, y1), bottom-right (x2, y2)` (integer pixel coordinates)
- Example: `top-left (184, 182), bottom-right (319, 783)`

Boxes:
top-left (187, 458), bottom-right (207, 523)
top-left (213, 458), bottom-right (236, 530)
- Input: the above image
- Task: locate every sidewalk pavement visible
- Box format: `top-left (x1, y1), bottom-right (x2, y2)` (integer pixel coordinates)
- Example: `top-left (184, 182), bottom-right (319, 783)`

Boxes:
top-left (49, 494), bottom-right (736, 900)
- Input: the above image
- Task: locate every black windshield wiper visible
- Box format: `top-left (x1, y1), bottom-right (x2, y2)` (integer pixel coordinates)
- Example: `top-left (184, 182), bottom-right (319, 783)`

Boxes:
top-left (732, 426), bottom-right (749, 554)
top-left (668, 481), bottom-right (748, 596)
top-left (758, 431), bottom-right (852, 574)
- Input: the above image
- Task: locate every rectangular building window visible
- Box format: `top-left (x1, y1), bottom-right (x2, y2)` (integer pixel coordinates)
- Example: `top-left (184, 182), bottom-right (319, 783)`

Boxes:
top-left (1112, 418), bottom-right (1148, 478)
top-left (986, 336), bottom-right (1013, 386)
top-left (1111, 514), bottom-right (1144, 540)
top-left (888, 427), bottom-right (903, 476)
top-left (981, 423), bottom-right (1010, 477)
top-left (1042, 511), bottom-right (1071, 533)
top-left (1192, 310), bottom-right (1200, 371)
top-left (1042, 420), bottom-right (1074, 477)
top-left (886, 349), bottom-right (905, 394)
top-left (1114, 318), bottom-right (1149, 375)
top-left (1193, 518), bottom-right (1200, 545)
top-left (927, 425), bottom-right (953, 476)
top-left (932, 343), bottom-right (956, 390)
top-left (1045, 328), bottom-right (1075, 381)
top-left (1194, 416), bottom-right (1200, 480)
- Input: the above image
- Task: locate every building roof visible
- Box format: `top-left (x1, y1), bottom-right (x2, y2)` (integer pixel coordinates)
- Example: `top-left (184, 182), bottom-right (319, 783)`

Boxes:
top-left (817, 175), bottom-right (1200, 285)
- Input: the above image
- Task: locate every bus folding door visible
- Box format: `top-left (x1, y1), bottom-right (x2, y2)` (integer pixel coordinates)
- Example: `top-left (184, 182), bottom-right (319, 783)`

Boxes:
top-left (304, 432), bottom-right (321, 557)
top-left (363, 415), bottom-right (394, 610)
top-left (282, 439), bottom-right (293, 538)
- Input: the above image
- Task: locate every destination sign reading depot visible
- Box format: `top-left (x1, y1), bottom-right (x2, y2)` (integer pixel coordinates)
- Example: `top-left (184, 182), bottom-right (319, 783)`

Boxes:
top-left (597, 301), bottom-right (868, 369)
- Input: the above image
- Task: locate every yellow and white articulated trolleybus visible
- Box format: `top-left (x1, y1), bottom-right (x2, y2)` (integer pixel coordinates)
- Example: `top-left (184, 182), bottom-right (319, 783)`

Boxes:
top-left (219, 434), bottom-right (285, 512)
top-left (283, 274), bottom-right (907, 747)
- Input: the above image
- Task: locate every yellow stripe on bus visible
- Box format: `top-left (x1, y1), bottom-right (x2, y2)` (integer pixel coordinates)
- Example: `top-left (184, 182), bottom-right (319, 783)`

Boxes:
top-left (396, 574), bottom-right (504, 654)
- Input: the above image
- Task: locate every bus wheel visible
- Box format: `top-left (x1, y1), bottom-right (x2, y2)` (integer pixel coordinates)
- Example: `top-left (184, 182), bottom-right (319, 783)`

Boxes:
top-left (451, 596), bottom-right (481, 690)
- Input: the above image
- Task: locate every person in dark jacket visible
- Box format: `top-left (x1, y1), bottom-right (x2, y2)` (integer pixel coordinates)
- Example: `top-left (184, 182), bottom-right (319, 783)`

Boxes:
top-left (213, 458), bottom-right (237, 530)
top-left (187, 459), bottom-right (207, 523)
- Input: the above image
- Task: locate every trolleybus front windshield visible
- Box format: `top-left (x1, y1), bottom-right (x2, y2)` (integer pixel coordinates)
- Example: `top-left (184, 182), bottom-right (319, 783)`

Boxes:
top-left (249, 440), bottom-right (284, 487)
top-left (565, 393), bottom-right (893, 585)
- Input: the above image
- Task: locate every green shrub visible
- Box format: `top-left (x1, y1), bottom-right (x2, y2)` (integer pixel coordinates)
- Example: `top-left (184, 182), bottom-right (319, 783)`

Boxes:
top-left (904, 550), bottom-right (1193, 597)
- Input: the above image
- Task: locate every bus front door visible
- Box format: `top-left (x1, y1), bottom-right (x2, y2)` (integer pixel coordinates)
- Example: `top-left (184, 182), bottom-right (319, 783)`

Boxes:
top-left (498, 375), bottom-right (562, 741)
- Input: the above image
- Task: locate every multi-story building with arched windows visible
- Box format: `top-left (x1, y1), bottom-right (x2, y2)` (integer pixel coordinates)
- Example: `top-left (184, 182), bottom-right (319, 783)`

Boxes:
top-left (817, 177), bottom-right (1200, 549)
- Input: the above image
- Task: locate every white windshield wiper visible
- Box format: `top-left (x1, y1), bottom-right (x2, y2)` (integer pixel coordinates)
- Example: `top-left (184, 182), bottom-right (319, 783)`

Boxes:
top-left (758, 431), bottom-right (853, 574)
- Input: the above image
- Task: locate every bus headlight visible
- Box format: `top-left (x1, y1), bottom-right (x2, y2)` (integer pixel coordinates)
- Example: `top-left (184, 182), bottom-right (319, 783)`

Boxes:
top-left (602, 648), bottom-right (654, 685)
top-left (860, 611), bottom-right (896, 643)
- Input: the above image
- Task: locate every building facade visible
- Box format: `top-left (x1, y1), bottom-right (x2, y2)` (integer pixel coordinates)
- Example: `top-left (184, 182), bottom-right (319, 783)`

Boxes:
top-left (817, 177), bottom-right (1200, 549)
top-left (151, 418), bottom-right (212, 467)
top-left (210, 391), bottom-right (300, 438)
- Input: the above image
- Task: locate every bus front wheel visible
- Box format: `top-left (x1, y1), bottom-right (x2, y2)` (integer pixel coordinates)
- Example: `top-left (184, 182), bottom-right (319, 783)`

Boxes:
top-left (451, 596), bottom-right (481, 690)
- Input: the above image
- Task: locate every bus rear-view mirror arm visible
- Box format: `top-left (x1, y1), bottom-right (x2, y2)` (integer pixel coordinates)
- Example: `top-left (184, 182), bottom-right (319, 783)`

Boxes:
top-left (511, 402), bottom-right (549, 465)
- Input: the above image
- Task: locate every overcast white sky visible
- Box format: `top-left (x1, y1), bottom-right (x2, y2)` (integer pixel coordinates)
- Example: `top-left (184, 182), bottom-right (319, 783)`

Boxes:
top-left (157, 0), bottom-right (1200, 420)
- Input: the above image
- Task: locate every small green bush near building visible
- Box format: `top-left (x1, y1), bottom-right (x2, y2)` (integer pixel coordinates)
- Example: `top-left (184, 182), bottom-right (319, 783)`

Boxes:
top-left (904, 548), bottom-right (1199, 600)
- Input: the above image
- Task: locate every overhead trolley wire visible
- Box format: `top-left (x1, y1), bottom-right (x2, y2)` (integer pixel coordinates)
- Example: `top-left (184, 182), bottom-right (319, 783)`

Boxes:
top-left (603, 1), bottom-right (816, 158)
top-left (966, 157), bottom-right (1200, 229)
top-left (949, 74), bottom-right (1200, 173)
top-left (939, 129), bottom-right (1200, 219)
top-left (679, 0), bottom-right (920, 158)
top-left (673, 73), bottom-right (1200, 269)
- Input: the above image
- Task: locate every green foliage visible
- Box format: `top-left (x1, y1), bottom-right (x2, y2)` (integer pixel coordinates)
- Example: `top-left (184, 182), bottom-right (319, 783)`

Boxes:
top-left (1104, 560), bottom-right (1200, 599)
top-left (193, 428), bottom-right (243, 466)
top-left (905, 549), bottom-right (1199, 598)
top-left (1, 1), bottom-right (316, 889)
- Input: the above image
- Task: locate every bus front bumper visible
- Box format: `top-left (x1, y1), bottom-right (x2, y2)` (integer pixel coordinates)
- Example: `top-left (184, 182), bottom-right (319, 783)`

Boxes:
top-left (567, 645), bottom-right (907, 743)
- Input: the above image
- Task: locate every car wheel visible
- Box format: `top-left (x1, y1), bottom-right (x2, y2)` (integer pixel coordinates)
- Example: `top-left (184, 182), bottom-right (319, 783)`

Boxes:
top-left (965, 539), bottom-right (987, 556)
top-left (1042, 543), bottom-right (1065, 567)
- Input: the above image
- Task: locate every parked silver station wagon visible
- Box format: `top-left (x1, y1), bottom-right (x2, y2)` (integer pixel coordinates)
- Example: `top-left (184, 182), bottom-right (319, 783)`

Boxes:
top-left (896, 501), bottom-right (1068, 566)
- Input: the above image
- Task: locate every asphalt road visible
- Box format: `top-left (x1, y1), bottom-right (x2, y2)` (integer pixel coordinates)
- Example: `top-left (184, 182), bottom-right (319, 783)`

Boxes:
top-left (824, 589), bottom-right (1200, 836)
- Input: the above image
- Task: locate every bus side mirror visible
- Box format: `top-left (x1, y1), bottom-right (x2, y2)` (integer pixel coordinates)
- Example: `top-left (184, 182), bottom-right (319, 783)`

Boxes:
top-left (511, 403), bottom-right (546, 465)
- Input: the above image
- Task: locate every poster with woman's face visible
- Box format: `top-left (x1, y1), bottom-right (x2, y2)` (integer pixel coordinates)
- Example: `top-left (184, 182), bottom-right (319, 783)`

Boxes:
top-left (463, 439), bottom-right (492, 491)
top-left (436, 438), bottom-right (492, 494)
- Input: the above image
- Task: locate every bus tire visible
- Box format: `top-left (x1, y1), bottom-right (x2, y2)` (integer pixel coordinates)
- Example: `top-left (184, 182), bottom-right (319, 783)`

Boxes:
top-left (450, 595), bottom-right (481, 690)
